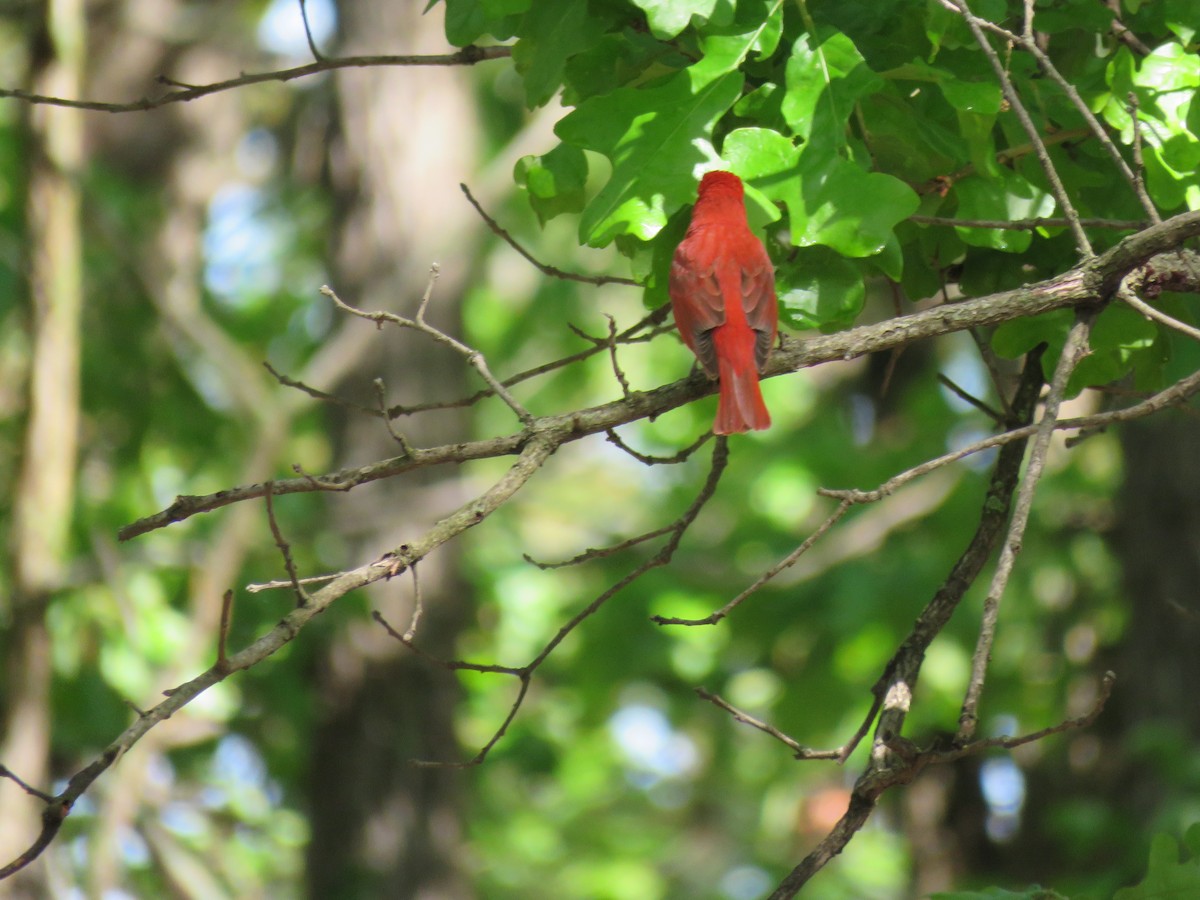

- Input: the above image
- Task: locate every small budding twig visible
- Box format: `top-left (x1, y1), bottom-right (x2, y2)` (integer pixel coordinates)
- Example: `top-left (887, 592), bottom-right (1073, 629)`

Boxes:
top-left (373, 378), bottom-right (414, 453)
top-left (404, 563), bottom-right (424, 642)
top-left (606, 314), bottom-right (632, 398)
top-left (264, 480), bottom-right (310, 608)
top-left (246, 572), bottom-right (340, 593)
top-left (323, 273), bottom-right (535, 426)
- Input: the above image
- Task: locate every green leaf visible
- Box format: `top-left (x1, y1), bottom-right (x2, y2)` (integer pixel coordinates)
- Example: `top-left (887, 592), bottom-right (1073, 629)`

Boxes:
top-left (514, 144), bottom-right (589, 225)
top-left (629, 0), bottom-right (721, 40)
top-left (1090, 302), bottom-right (1158, 356)
top-left (719, 126), bottom-right (792, 224)
top-left (953, 171), bottom-right (1055, 252)
top-left (1164, 0), bottom-right (1197, 43)
top-left (556, 22), bottom-right (779, 245)
top-left (1066, 303), bottom-right (1161, 393)
top-left (871, 232), bottom-right (904, 281)
top-left (1031, 0), bottom-right (1113, 34)
top-left (1114, 831), bottom-right (1200, 899)
top-left (860, 88), bottom-right (966, 183)
top-left (443, 0), bottom-right (521, 45)
top-left (562, 31), bottom-right (685, 106)
top-left (932, 891), bottom-right (1053, 900)
top-left (938, 78), bottom-right (1003, 116)
top-left (782, 31), bottom-right (884, 145)
top-left (936, 79), bottom-right (1002, 179)
top-left (733, 82), bottom-right (781, 125)
top-left (741, 0), bottom-right (784, 59)
top-left (481, 0), bottom-right (529, 14)
top-left (723, 126), bottom-right (917, 258)
top-left (790, 147), bottom-right (919, 257)
top-left (992, 309), bottom-right (1071, 359)
top-left (512, 2), bottom-right (610, 107)
top-left (777, 247), bottom-right (866, 330)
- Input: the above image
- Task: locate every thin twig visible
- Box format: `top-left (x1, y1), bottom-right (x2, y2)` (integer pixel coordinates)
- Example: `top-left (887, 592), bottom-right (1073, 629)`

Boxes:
top-left (1119, 283), bottom-right (1200, 344)
top-left (605, 428), bottom-right (712, 465)
top-left (910, 215), bottom-right (1146, 232)
top-left (958, 314), bottom-right (1095, 742)
top-left (695, 688), bottom-right (841, 760)
top-left (606, 314), bottom-right (632, 398)
top-left (246, 572), bottom-right (341, 593)
top-left (1127, 92), bottom-right (1157, 222)
top-left (324, 276), bottom-right (535, 425)
top-left (460, 183), bottom-right (641, 287)
top-left (946, 0), bottom-right (1093, 256)
top-left (373, 378), bottom-right (414, 453)
top-left (524, 524), bottom-right (675, 569)
top-left (216, 590), bottom-right (234, 670)
top-left (404, 563), bottom-right (423, 642)
top-left (652, 500), bottom-right (853, 626)
top-left (1105, 0), bottom-right (1152, 55)
top-left (264, 360), bottom-right (377, 413)
top-left (0, 47), bottom-right (512, 113)
top-left (937, 373), bottom-right (1004, 423)
top-left (264, 480), bottom-right (310, 608)
top-left (0, 766), bottom-right (55, 804)
top-left (298, 0), bottom-right (324, 61)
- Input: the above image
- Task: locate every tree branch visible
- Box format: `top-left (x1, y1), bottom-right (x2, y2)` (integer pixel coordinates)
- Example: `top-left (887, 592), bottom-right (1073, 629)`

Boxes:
top-left (0, 47), bottom-right (513, 113)
top-left (117, 208), bottom-right (1200, 541)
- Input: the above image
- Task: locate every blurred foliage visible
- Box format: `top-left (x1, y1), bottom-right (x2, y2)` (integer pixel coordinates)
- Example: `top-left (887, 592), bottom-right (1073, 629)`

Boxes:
top-left (1, 0), bottom-right (1198, 898)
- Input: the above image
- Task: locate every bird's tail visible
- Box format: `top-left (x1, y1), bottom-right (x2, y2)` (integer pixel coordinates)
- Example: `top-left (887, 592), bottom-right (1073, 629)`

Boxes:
top-left (714, 329), bottom-right (770, 434)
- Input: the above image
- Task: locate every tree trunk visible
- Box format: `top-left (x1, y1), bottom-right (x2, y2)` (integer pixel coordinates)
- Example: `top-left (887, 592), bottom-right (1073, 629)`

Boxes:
top-left (0, 4), bottom-right (85, 895)
top-left (305, 6), bottom-right (483, 897)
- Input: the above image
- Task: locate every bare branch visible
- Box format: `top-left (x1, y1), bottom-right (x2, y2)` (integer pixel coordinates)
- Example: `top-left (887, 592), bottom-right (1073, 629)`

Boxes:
top-left (767, 347), bottom-right (1048, 899)
top-left (460, 183), bottom-right (640, 287)
top-left (652, 500), bottom-right (852, 626)
top-left (246, 572), bottom-right (340, 593)
top-left (324, 278), bottom-right (535, 425)
top-left (604, 428), bottom-right (712, 465)
top-left (216, 590), bottom-right (234, 671)
top-left (1120, 284), bottom-right (1200, 344)
top-left (937, 372), bottom-right (1004, 423)
top-left (298, 0), bottom-right (325, 61)
top-left (373, 378), bottom-right (415, 453)
top-left (910, 215), bottom-right (1147, 232)
top-left (945, 0), bottom-right (1093, 255)
top-left (958, 314), bottom-right (1095, 742)
top-left (2, 435), bottom-right (557, 876)
top-left (695, 688), bottom-right (841, 760)
top-left (265, 480), bottom-right (310, 608)
top-left (117, 209), bottom-right (1200, 541)
top-left (0, 47), bottom-right (513, 113)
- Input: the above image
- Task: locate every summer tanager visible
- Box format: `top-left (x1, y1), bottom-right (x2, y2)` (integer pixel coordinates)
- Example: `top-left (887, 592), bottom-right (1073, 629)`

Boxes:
top-left (669, 171), bottom-right (778, 434)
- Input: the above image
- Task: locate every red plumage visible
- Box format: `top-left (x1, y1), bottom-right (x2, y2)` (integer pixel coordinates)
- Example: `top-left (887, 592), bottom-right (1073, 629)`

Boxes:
top-left (669, 171), bottom-right (778, 434)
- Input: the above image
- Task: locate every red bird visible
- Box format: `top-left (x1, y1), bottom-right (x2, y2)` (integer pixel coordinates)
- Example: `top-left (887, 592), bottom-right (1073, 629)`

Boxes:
top-left (669, 171), bottom-right (778, 434)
